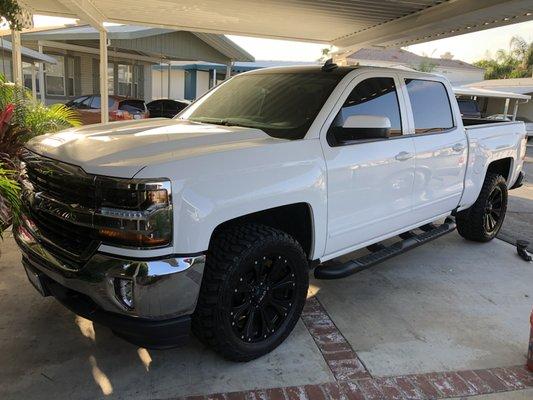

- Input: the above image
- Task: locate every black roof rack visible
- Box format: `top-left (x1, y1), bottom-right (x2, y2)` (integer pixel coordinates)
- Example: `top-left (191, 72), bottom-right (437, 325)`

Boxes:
top-left (322, 58), bottom-right (338, 72)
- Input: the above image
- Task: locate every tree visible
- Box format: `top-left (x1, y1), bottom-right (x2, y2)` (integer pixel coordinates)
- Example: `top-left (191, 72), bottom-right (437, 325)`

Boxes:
top-left (413, 57), bottom-right (437, 73)
top-left (318, 46), bottom-right (333, 63)
top-left (474, 36), bottom-right (533, 79)
top-left (0, 0), bottom-right (24, 30)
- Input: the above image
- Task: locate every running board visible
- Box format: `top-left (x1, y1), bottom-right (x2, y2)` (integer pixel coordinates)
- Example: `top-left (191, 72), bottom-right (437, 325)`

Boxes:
top-left (314, 218), bottom-right (456, 280)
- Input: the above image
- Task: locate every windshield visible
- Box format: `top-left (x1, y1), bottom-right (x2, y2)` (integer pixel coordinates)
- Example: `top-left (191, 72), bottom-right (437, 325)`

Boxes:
top-left (179, 71), bottom-right (346, 140)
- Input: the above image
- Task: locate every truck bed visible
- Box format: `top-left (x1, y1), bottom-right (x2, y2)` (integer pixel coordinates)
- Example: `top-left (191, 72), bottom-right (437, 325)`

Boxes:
top-left (462, 118), bottom-right (515, 127)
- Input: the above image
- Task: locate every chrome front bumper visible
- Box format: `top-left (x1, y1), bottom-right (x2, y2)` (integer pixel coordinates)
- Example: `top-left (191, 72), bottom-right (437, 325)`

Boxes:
top-left (14, 219), bottom-right (206, 321)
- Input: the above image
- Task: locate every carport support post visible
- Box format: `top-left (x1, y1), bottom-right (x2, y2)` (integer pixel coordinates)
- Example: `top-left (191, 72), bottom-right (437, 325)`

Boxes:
top-left (225, 62), bottom-right (232, 79)
top-left (99, 29), bottom-right (109, 124)
top-left (38, 44), bottom-right (45, 103)
top-left (503, 98), bottom-right (510, 119)
top-left (11, 30), bottom-right (22, 85)
top-left (31, 63), bottom-right (37, 100)
top-left (211, 68), bottom-right (216, 88)
top-left (167, 62), bottom-right (171, 98)
top-left (511, 99), bottom-right (519, 121)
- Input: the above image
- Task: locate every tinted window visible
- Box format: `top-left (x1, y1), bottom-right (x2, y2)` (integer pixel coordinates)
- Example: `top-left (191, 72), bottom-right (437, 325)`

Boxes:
top-left (405, 79), bottom-right (454, 133)
top-left (119, 100), bottom-right (146, 112)
top-left (333, 77), bottom-right (402, 137)
top-left (457, 99), bottom-right (479, 114)
top-left (67, 96), bottom-right (88, 109)
top-left (90, 96), bottom-right (117, 109)
top-left (182, 71), bottom-right (348, 140)
top-left (80, 96), bottom-right (93, 109)
top-left (147, 100), bottom-right (162, 111)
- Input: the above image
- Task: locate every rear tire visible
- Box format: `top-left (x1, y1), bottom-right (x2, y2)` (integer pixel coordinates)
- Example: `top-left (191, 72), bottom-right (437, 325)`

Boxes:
top-left (192, 224), bottom-right (309, 361)
top-left (456, 173), bottom-right (508, 242)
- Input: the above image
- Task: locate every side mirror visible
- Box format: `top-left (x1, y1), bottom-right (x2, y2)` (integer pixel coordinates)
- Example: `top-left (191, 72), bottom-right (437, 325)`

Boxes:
top-left (329, 114), bottom-right (391, 146)
top-left (342, 114), bottom-right (391, 136)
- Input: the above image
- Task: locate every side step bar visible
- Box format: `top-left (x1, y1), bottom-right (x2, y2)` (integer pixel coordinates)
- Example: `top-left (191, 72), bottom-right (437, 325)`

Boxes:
top-left (314, 218), bottom-right (456, 280)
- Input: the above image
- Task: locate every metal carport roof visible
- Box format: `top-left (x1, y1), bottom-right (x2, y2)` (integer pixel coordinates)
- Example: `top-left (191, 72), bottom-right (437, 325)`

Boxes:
top-left (20, 0), bottom-right (533, 52)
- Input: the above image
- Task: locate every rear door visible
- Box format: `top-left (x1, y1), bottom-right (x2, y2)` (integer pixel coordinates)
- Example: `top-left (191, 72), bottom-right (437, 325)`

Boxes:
top-left (321, 72), bottom-right (416, 257)
top-left (401, 77), bottom-right (467, 223)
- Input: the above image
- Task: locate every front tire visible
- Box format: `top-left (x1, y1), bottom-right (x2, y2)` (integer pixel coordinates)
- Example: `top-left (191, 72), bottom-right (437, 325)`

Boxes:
top-left (456, 173), bottom-right (508, 242)
top-left (192, 224), bottom-right (309, 361)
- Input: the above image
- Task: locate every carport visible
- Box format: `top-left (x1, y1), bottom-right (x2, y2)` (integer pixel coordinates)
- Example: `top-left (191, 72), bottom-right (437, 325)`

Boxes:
top-left (10, 0), bottom-right (533, 123)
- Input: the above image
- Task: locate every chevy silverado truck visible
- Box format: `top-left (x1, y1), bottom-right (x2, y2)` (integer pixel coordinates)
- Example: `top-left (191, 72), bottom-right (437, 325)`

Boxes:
top-left (15, 64), bottom-right (527, 361)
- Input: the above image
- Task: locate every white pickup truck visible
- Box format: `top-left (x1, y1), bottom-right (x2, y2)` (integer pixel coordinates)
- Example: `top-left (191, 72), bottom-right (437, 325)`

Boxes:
top-left (15, 64), bottom-right (527, 361)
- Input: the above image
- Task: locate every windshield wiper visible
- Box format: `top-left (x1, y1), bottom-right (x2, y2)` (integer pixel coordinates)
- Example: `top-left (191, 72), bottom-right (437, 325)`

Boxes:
top-left (190, 117), bottom-right (254, 128)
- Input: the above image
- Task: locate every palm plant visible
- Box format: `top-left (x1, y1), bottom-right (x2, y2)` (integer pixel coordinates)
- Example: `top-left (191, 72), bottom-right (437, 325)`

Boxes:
top-left (0, 74), bottom-right (80, 238)
top-left (0, 74), bottom-right (80, 161)
top-left (0, 163), bottom-right (20, 238)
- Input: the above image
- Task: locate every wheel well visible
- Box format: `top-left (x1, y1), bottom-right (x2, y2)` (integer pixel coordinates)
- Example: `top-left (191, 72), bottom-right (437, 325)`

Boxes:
top-left (486, 158), bottom-right (512, 182)
top-left (211, 203), bottom-right (314, 258)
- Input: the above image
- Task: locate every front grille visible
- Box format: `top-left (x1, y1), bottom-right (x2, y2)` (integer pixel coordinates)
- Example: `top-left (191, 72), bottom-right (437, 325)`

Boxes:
top-left (22, 150), bottom-right (96, 209)
top-left (20, 149), bottom-right (100, 267)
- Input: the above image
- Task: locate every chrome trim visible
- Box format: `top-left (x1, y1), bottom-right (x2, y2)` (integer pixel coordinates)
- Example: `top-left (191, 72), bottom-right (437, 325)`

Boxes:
top-left (15, 222), bottom-right (205, 320)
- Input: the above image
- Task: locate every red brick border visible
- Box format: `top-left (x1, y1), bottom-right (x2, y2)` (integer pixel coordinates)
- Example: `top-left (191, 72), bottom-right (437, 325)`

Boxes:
top-left (181, 366), bottom-right (532, 400)
top-left (301, 297), bottom-right (371, 381)
top-left (177, 297), bottom-right (533, 400)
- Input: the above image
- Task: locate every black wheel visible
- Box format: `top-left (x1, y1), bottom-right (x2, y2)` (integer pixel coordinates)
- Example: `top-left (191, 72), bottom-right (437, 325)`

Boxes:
top-left (456, 173), bottom-right (508, 242)
top-left (192, 224), bottom-right (309, 361)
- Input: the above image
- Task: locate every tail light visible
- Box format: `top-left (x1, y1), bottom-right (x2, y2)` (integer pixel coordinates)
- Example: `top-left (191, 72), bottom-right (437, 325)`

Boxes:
top-left (110, 110), bottom-right (133, 121)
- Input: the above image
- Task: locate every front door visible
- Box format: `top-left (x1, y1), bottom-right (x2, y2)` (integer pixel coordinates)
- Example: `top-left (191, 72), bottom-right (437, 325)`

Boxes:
top-left (401, 77), bottom-right (467, 222)
top-left (321, 73), bottom-right (416, 257)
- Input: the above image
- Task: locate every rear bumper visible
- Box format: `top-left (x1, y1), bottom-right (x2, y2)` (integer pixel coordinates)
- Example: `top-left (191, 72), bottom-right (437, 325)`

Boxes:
top-left (510, 171), bottom-right (525, 190)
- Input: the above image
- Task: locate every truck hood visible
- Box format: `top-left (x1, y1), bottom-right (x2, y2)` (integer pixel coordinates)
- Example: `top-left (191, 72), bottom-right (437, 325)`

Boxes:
top-left (26, 119), bottom-right (279, 178)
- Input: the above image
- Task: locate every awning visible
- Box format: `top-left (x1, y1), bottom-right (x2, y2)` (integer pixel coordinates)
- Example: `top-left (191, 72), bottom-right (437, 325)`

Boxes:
top-left (454, 86), bottom-right (531, 100)
top-left (0, 39), bottom-right (57, 63)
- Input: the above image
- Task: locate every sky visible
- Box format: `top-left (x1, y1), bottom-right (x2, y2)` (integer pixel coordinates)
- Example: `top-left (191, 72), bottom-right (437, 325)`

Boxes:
top-left (32, 15), bottom-right (533, 64)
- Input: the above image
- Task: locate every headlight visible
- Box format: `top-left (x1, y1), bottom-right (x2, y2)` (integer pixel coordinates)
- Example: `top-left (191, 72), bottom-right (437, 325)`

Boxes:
top-left (94, 179), bottom-right (172, 248)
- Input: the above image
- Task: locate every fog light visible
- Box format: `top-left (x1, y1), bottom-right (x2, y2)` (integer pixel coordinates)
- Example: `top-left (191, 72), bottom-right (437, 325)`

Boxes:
top-left (114, 278), bottom-right (134, 309)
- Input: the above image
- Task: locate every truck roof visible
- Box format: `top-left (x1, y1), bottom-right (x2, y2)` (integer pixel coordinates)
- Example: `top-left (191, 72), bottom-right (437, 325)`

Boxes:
top-left (242, 64), bottom-right (441, 79)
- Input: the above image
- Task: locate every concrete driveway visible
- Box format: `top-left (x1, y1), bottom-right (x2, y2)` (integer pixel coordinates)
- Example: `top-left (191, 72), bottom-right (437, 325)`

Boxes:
top-left (1, 232), bottom-right (532, 399)
top-left (498, 143), bottom-right (533, 251)
top-left (0, 145), bottom-right (531, 400)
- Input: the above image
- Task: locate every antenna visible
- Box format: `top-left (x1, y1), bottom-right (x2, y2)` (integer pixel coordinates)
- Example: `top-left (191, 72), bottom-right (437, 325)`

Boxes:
top-left (322, 58), bottom-right (338, 72)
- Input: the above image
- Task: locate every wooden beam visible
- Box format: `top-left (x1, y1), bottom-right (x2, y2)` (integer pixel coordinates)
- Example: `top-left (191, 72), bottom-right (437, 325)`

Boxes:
top-left (99, 29), bottom-right (109, 124)
top-left (333, 0), bottom-right (533, 54)
top-left (11, 30), bottom-right (22, 85)
top-left (37, 40), bottom-right (161, 64)
top-left (38, 43), bottom-right (45, 103)
top-left (56, 0), bottom-right (106, 28)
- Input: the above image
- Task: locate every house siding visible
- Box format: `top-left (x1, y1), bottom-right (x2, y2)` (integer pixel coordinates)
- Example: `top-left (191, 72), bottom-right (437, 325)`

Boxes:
top-left (79, 53), bottom-right (93, 94)
top-left (196, 70), bottom-right (210, 98)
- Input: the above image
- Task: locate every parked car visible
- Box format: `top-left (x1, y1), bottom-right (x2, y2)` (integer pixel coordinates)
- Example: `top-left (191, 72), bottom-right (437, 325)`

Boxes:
top-left (146, 99), bottom-right (191, 118)
top-left (65, 95), bottom-right (149, 125)
top-left (16, 65), bottom-right (527, 361)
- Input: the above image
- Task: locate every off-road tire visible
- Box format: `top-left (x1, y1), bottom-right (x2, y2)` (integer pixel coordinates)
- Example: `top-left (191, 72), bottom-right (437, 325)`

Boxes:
top-left (456, 173), bottom-right (508, 242)
top-left (192, 224), bottom-right (309, 361)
